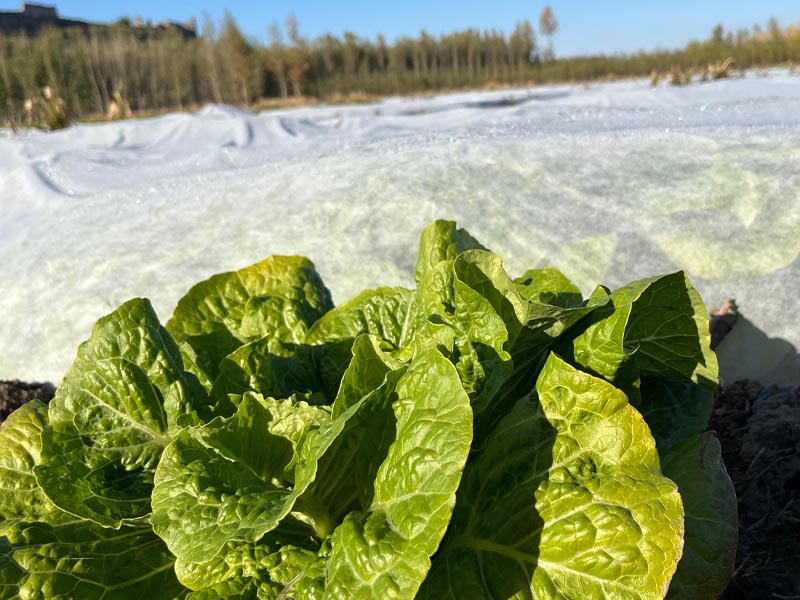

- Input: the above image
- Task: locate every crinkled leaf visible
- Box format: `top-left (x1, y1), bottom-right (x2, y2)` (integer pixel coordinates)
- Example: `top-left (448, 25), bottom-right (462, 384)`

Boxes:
top-left (176, 330), bottom-right (241, 388)
top-left (571, 272), bottom-right (718, 394)
top-left (152, 394), bottom-right (300, 563)
top-left (166, 256), bottom-right (333, 381)
top-left (305, 287), bottom-right (423, 351)
top-left (176, 535), bottom-right (323, 599)
top-left (0, 536), bottom-right (23, 600)
top-left (663, 433), bottom-right (737, 600)
top-left (0, 401), bottom-right (64, 524)
top-left (420, 250), bottom-right (597, 442)
top-left (415, 220), bottom-right (486, 285)
top-left (210, 339), bottom-right (330, 410)
top-left (209, 340), bottom-right (283, 402)
top-left (514, 266), bottom-right (583, 307)
top-left (193, 396), bottom-right (296, 483)
top-left (492, 298), bottom-right (600, 439)
top-left (153, 337), bottom-right (402, 567)
top-left (420, 353), bottom-right (684, 599)
top-left (255, 395), bottom-right (331, 477)
top-left (302, 287), bottom-right (428, 406)
top-left (322, 344), bottom-right (473, 599)
top-left (178, 340), bottom-right (216, 393)
top-left (264, 544), bottom-right (327, 600)
top-left (0, 520), bottom-right (186, 599)
top-left (330, 335), bottom-right (403, 415)
top-left (157, 339), bottom-right (472, 600)
top-left (185, 583), bottom-right (258, 600)
top-left (0, 408), bottom-right (166, 598)
top-left (566, 274), bottom-right (719, 452)
top-left (63, 297), bottom-right (205, 431)
top-left (417, 256), bottom-right (512, 418)
top-left (453, 251), bottom-right (528, 339)
top-left (35, 298), bottom-right (198, 527)
top-left (299, 336), bottom-right (407, 527)
top-left (570, 280), bottom-right (648, 384)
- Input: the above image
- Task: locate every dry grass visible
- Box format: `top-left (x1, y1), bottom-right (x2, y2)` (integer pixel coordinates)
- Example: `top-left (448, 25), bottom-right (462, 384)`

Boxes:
top-left (706, 57), bottom-right (736, 80)
top-left (650, 70), bottom-right (662, 87)
top-left (652, 56), bottom-right (738, 87)
top-left (669, 66), bottom-right (693, 86)
top-left (253, 91), bottom-right (382, 112)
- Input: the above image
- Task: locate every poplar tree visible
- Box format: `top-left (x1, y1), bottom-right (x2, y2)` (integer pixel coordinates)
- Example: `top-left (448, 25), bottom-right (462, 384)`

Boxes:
top-left (285, 13), bottom-right (309, 97)
top-left (539, 5), bottom-right (558, 60)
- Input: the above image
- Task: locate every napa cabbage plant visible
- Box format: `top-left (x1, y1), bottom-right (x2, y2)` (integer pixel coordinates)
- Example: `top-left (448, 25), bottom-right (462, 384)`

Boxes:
top-left (0, 220), bottom-right (736, 599)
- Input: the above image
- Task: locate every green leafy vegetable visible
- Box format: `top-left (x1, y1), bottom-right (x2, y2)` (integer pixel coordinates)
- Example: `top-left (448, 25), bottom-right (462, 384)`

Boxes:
top-left (306, 287), bottom-right (422, 350)
top-left (167, 256), bottom-right (333, 382)
top-left (663, 433), bottom-right (737, 599)
top-left (0, 390), bottom-right (187, 598)
top-left (418, 354), bottom-right (684, 599)
top-left (514, 266), bottom-right (583, 307)
top-left (568, 272), bottom-right (718, 395)
top-left (1, 520), bottom-right (187, 600)
top-left (0, 219), bottom-right (736, 599)
top-left (34, 298), bottom-right (202, 528)
top-left (323, 343), bottom-right (472, 599)
top-left (0, 401), bottom-right (60, 524)
top-left (415, 220), bottom-right (485, 284)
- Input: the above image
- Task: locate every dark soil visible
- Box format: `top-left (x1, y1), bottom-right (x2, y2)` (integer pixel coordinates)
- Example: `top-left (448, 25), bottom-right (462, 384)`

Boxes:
top-left (712, 380), bottom-right (800, 600)
top-left (0, 380), bottom-right (55, 422)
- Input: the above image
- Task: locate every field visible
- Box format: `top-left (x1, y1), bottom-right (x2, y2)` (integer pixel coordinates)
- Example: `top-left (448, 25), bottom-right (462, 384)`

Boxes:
top-left (1, 69), bottom-right (799, 599)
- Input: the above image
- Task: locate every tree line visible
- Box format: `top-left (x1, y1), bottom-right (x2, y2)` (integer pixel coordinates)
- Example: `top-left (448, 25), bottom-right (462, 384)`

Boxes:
top-left (1, 8), bottom-right (799, 126)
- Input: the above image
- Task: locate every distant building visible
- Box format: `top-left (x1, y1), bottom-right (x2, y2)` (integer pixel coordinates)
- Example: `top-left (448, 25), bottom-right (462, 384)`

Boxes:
top-left (0, 2), bottom-right (197, 39)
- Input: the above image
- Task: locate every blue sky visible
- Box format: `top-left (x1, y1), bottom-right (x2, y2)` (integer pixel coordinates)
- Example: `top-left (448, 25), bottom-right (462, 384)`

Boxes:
top-left (3, 1), bottom-right (799, 56)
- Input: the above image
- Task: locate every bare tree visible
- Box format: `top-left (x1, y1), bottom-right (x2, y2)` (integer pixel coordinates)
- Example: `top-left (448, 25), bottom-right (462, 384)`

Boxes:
top-left (218, 12), bottom-right (252, 104)
top-left (285, 13), bottom-right (309, 97)
top-left (202, 13), bottom-right (223, 103)
top-left (375, 34), bottom-right (388, 72)
top-left (343, 32), bottom-right (360, 77)
top-left (539, 5), bottom-right (559, 60)
top-left (0, 41), bottom-right (14, 119)
top-left (266, 21), bottom-right (289, 99)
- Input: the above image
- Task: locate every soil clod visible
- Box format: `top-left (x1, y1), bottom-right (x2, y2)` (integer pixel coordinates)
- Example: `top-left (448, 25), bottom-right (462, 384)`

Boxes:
top-left (0, 379), bottom-right (55, 423)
